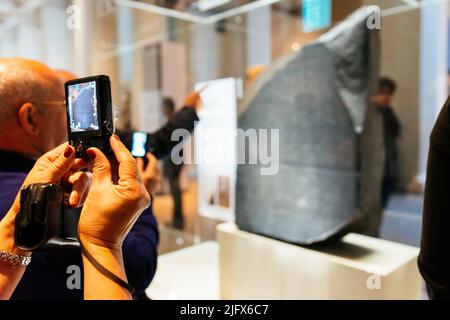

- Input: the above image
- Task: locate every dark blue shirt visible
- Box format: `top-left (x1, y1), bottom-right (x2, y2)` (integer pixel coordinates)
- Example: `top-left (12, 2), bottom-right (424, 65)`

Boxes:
top-left (0, 149), bottom-right (159, 300)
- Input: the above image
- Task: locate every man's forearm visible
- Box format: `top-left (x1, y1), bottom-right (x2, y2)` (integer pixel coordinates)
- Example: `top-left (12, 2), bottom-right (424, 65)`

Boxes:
top-left (80, 235), bottom-right (132, 300)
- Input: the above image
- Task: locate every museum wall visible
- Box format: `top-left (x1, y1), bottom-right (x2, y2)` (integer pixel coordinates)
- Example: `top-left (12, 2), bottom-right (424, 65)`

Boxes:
top-left (218, 18), bottom-right (248, 81)
top-left (92, 9), bottom-right (120, 117)
top-left (271, 5), bottom-right (323, 61)
top-left (333, 0), bottom-right (363, 21)
top-left (131, 10), bottom-right (167, 130)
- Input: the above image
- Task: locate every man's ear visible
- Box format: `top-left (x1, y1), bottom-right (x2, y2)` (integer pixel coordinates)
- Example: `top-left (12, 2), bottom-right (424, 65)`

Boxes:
top-left (17, 103), bottom-right (41, 136)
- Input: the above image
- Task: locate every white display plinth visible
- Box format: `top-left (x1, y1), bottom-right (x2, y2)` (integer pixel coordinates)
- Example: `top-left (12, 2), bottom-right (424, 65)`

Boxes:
top-left (146, 242), bottom-right (220, 300)
top-left (217, 223), bottom-right (422, 300)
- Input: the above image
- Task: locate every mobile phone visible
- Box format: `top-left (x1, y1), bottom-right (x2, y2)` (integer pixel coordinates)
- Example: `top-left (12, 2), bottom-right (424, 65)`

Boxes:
top-left (131, 131), bottom-right (148, 158)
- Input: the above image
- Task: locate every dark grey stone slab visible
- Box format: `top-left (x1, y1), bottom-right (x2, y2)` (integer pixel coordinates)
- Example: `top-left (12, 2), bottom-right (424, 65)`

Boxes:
top-left (236, 8), bottom-right (384, 244)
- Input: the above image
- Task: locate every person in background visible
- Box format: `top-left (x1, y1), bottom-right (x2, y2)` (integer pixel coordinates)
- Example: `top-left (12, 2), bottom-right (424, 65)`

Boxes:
top-left (162, 97), bottom-right (184, 229)
top-left (373, 77), bottom-right (402, 209)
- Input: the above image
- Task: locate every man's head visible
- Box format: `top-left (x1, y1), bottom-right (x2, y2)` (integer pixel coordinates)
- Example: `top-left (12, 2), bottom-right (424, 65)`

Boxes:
top-left (55, 69), bottom-right (77, 84)
top-left (0, 58), bottom-right (67, 157)
top-left (374, 77), bottom-right (397, 108)
top-left (162, 97), bottom-right (175, 119)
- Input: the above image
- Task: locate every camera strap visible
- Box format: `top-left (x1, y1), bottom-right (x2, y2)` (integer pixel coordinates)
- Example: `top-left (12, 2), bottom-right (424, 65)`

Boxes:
top-left (78, 236), bottom-right (135, 297)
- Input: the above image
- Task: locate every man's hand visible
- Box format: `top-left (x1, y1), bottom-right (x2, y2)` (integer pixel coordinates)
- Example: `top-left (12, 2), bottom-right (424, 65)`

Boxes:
top-left (78, 135), bottom-right (151, 300)
top-left (79, 135), bottom-right (151, 250)
top-left (136, 153), bottom-right (160, 194)
top-left (184, 89), bottom-right (204, 111)
top-left (0, 143), bottom-right (91, 257)
top-left (7, 143), bottom-right (90, 219)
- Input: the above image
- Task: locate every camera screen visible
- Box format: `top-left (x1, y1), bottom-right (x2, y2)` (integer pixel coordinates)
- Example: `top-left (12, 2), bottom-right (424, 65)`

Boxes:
top-left (67, 81), bottom-right (99, 132)
top-left (131, 132), bottom-right (147, 158)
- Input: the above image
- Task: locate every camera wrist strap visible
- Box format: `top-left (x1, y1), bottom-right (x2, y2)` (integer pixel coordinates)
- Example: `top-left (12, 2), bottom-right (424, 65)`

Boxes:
top-left (78, 236), bottom-right (135, 297)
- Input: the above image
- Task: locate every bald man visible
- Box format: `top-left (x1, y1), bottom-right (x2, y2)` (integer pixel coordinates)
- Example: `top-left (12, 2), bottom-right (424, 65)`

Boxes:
top-left (0, 59), bottom-right (82, 300)
top-left (0, 59), bottom-right (67, 156)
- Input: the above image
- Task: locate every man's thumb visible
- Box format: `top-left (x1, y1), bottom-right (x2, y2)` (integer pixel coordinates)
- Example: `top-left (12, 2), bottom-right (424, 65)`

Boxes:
top-left (86, 147), bottom-right (111, 184)
top-left (50, 145), bottom-right (76, 180)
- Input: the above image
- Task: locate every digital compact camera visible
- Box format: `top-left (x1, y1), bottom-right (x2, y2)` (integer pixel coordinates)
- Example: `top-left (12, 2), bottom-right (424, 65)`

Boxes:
top-left (65, 75), bottom-right (114, 158)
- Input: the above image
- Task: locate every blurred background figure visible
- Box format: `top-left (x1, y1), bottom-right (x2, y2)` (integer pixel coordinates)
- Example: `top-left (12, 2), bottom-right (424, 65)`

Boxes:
top-left (373, 77), bottom-right (402, 209)
top-left (162, 97), bottom-right (185, 229)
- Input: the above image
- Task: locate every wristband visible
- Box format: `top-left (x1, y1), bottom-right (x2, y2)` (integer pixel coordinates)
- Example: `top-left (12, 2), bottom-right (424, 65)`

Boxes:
top-left (0, 250), bottom-right (32, 267)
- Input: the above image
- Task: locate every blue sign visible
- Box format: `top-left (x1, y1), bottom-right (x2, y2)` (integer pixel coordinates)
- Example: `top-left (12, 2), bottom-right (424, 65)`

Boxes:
top-left (302, 0), bottom-right (332, 33)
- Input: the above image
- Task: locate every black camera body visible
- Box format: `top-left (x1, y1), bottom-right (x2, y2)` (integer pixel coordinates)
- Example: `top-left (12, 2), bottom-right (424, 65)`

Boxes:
top-left (14, 184), bottom-right (80, 251)
top-left (65, 75), bottom-right (114, 158)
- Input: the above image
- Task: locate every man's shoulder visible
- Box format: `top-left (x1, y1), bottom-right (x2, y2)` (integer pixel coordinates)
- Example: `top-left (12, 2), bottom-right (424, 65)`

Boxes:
top-left (0, 171), bottom-right (28, 187)
top-left (0, 172), bottom-right (27, 218)
top-left (0, 150), bottom-right (35, 172)
top-left (0, 150), bottom-right (33, 216)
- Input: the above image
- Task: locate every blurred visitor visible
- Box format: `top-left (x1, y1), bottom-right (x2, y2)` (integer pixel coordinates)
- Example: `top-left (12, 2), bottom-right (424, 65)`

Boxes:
top-left (162, 97), bottom-right (184, 230)
top-left (373, 77), bottom-right (402, 208)
top-left (158, 92), bottom-right (202, 230)
top-left (119, 92), bottom-right (202, 232)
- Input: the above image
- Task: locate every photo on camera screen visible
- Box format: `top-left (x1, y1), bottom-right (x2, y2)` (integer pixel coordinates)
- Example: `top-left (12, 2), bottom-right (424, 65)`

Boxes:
top-left (68, 81), bottom-right (99, 132)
